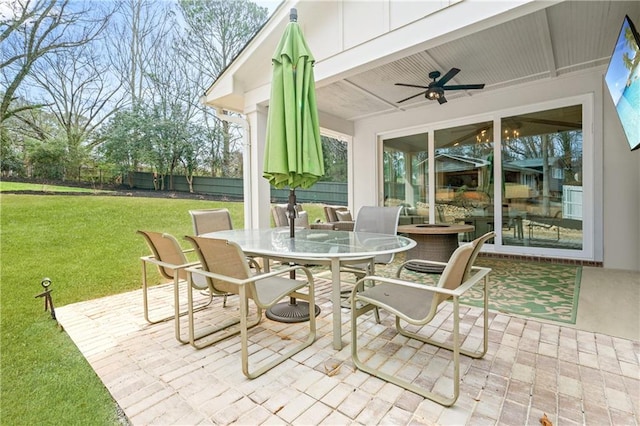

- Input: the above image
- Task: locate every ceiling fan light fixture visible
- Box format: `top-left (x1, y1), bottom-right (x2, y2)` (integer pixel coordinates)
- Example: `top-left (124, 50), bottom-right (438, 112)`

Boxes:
top-left (503, 127), bottom-right (521, 140)
top-left (395, 68), bottom-right (484, 106)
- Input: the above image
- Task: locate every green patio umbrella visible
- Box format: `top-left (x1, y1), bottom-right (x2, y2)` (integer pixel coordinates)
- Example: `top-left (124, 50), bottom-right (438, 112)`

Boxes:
top-left (263, 9), bottom-right (324, 193)
top-left (263, 8), bottom-right (324, 322)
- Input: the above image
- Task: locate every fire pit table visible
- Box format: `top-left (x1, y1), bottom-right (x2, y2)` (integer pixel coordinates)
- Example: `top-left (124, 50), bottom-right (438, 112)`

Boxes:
top-left (397, 223), bottom-right (475, 273)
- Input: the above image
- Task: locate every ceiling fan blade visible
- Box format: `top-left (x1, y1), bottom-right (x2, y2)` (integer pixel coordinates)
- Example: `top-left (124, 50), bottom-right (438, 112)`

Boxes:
top-left (437, 95), bottom-right (447, 105)
top-left (436, 68), bottom-right (460, 86)
top-left (395, 83), bottom-right (429, 89)
top-left (442, 84), bottom-right (485, 90)
top-left (397, 91), bottom-right (426, 103)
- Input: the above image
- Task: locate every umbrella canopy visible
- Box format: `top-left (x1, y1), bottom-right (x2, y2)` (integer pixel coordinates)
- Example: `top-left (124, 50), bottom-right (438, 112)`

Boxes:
top-left (263, 10), bottom-right (324, 190)
top-left (262, 9), bottom-right (324, 323)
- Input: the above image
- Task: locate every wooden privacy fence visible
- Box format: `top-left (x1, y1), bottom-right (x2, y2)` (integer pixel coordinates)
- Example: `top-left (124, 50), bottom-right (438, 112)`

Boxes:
top-left (129, 172), bottom-right (348, 205)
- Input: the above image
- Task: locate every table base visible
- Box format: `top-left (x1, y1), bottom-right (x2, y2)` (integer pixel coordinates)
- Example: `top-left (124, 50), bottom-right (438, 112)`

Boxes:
top-left (265, 299), bottom-right (321, 323)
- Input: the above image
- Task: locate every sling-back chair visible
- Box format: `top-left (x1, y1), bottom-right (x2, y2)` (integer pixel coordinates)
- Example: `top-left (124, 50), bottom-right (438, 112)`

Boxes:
top-left (350, 232), bottom-right (494, 406)
top-left (137, 230), bottom-right (214, 344)
top-left (184, 236), bottom-right (316, 378)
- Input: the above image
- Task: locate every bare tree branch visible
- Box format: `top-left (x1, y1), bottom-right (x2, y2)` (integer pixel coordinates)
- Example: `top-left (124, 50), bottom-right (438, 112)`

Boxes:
top-left (1, 0), bottom-right (110, 122)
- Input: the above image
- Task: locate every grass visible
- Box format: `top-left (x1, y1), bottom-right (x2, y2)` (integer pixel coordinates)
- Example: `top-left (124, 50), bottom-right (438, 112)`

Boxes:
top-left (0, 185), bottom-right (324, 425)
top-left (0, 180), bottom-right (113, 193)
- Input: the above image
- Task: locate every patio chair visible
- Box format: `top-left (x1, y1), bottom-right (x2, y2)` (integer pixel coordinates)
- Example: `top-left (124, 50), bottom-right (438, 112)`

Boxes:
top-left (339, 205), bottom-right (403, 318)
top-left (527, 211), bottom-right (561, 241)
top-left (272, 204), bottom-right (334, 230)
top-left (323, 205), bottom-right (355, 231)
top-left (184, 236), bottom-right (316, 378)
top-left (189, 208), bottom-right (233, 235)
top-left (341, 205), bottom-right (403, 278)
top-left (271, 204), bottom-right (309, 228)
top-left (191, 208), bottom-right (262, 270)
top-left (137, 230), bottom-right (215, 344)
top-left (349, 231), bottom-right (494, 406)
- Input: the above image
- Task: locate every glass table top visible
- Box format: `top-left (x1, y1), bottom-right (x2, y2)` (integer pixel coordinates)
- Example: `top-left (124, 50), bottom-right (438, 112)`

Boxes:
top-left (202, 228), bottom-right (416, 259)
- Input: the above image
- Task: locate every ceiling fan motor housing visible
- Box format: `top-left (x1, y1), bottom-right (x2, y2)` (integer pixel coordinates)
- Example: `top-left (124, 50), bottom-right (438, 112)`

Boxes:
top-left (395, 68), bottom-right (483, 105)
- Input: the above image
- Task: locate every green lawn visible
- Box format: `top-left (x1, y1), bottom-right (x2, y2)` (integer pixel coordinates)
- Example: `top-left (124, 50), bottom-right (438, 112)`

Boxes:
top-left (0, 180), bottom-right (113, 193)
top-left (0, 187), bottom-right (324, 424)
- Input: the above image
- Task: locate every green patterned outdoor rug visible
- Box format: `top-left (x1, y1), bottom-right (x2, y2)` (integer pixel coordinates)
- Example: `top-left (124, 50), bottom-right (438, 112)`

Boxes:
top-left (368, 257), bottom-right (582, 324)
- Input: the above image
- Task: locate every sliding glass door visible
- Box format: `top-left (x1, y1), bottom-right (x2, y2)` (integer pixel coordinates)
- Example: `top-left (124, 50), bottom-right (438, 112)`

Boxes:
top-left (382, 102), bottom-right (586, 256)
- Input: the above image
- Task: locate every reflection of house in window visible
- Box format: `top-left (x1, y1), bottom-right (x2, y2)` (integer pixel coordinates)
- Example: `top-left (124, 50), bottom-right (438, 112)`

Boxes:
top-left (435, 154), bottom-right (488, 191)
top-left (552, 167), bottom-right (564, 180)
top-left (508, 157), bottom-right (565, 198)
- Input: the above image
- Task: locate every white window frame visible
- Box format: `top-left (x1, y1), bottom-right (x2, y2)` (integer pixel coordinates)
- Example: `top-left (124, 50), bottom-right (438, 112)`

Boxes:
top-left (378, 93), bottom-right (595, 260)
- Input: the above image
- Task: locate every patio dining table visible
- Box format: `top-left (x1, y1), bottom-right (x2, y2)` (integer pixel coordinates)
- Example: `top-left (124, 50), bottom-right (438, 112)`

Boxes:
top-left (201, 228), bottom-right (416, 350)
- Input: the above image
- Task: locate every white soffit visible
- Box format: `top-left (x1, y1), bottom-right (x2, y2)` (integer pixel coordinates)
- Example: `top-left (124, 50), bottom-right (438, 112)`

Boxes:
top-left (319, 1), bottom-right (638, 122)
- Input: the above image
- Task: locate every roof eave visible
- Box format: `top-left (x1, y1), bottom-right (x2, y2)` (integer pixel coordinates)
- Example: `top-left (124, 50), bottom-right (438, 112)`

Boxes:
top-left (203, 1), bottom-right (293, 112)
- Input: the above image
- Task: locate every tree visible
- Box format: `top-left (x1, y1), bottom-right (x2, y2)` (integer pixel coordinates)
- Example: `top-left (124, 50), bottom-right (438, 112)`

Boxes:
top-left (1, 0), bottom-right (109, 122)
top-left (107, 0), bottom-right (173, 107)
top-left (1, 98), bottom-right (62, 176)
top-left (143, 23), bottom-right (207, 188)
top-left (321, 136), bottom-right (348, 182)
top-left (177, 0), bottom-right (268, 176)
top-left (97, 107), bottom-right (149, 186)
top-left (28, 134), bottom-right (66, 179)
top-left (29, 39), bottom-right (125, 178)
top-left (0, 127), bottom-right (25, 176)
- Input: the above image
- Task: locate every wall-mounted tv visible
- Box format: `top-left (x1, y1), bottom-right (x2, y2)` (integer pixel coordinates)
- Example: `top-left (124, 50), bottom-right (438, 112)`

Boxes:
top-left (604, 15), bottom-right (640, 151)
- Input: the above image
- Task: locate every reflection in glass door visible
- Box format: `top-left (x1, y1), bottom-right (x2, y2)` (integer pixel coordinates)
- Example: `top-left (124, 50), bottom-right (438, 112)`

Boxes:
top-left (501, 105), bottom-right (583, 250)
top-left (434, 121), bottom-right (494, 239)
top-left (382, 133), bottom-right (429, 225)
top-left (381, 104), bottom-right (585, 254)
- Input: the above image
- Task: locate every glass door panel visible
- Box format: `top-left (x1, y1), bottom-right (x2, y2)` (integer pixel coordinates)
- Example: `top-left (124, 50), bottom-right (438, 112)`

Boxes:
top-left (501, 105), bottom-right (583, 250)
top-left (434, 121), bottom-right (493, 240)
top-left (382, 132), bottom-right (429, 224)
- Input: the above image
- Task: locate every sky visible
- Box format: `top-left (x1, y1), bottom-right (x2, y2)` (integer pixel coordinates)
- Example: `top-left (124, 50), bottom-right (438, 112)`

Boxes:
top-left (255, 0), bottom-right (281, 16)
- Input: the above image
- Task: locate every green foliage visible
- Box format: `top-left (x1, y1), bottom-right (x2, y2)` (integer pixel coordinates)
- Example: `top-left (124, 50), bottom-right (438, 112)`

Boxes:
top-left (1, 129), bottom-right (26, 176)
top-left (29, 138), bottom-right (67, 180)
top-left (320, 135), bottom-right (348, 182)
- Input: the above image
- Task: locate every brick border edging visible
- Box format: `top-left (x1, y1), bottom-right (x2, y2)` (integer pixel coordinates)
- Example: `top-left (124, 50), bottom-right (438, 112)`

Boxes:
top-left (478, 252), bottom-right (602, 267)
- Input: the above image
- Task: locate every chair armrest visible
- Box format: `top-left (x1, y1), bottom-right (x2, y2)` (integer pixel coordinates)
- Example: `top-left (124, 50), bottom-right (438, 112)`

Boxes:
top-left (333, 221), bottom-right (355, 231)
top-left (185, 264), bottom-right (313, 287)
top-left (310, 222), bottom-right (336, 230)
top-left (140, 255), bottom-right (199, 271)
top-left (356, 265), bottom-right (491, 299)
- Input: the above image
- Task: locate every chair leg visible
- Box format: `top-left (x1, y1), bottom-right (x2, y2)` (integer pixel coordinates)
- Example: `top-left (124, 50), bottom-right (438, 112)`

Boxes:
top-left (186, 271), bottom-right (261, 349)
top-left (340, 272), bottom-right (381, 323)
top-left (352, 300), bottom-right (460, 406)
top-left (395, 277), bottom-right (489, 360)
top-left (241, 287), bottom-right (317, 379)
top-left (351, 276), bottom-right (490, 406)
top-left (142, 260), bottom-right (214, 329)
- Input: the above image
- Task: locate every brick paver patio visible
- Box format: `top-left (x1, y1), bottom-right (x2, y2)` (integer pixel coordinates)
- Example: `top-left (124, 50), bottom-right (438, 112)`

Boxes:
top-left (56, 274), bottom-right (639, 425)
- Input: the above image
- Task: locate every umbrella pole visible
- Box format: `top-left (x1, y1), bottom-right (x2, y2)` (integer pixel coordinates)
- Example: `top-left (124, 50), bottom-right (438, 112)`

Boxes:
top-left (266, 188), bottom-right (322, 323)
top-left (287, 189), bottom-right (296, 239)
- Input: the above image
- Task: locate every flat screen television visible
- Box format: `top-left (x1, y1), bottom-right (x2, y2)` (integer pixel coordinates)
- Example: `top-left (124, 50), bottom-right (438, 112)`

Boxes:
top-left (604, 15), bottom-right (640, 151)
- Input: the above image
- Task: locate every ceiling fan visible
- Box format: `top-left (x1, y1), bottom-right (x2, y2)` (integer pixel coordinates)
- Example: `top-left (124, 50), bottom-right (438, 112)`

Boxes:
top-left (395, 68), bottom-right (485, 105)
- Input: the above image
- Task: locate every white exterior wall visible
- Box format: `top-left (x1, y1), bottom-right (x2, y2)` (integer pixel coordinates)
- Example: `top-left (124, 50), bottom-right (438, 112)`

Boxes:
top-left (602, 92), bottom-right (640, 270)
top-left (208, 0), bottom-right (639, 271)
top-left (351, 67), bottom-right (639, 271)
